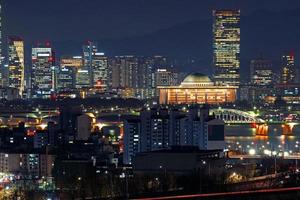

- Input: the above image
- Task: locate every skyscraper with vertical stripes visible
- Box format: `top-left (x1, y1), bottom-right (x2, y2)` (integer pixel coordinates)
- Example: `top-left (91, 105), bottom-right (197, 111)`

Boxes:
top-left (213, 10), bottom-right (240, 86)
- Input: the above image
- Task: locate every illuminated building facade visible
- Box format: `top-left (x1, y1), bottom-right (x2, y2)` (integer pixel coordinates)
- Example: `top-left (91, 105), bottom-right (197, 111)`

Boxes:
top-left (155, 68), bottom-right (178, 87)
top-left (281, 51), bottom-right (296, 84)
top-left (82, 41), bottom-right (98, 87)
top-left (213, 10), bottom-right (240, 86)
top-left (159, 73), bottom-right (237, 105)
top-left (60, 56), bottom-right (82, 68)
top-left (8, 36), bottom-right (25, 96)
top-left (57, 67), bottom-right (76, 91)
top-left (92, 53), bottom-right (108, 90)
top-left (250, 59), bottom-right (273, 86)
top-left (31, 44), bottom-right (55, 97)
top-left (59, 56), bottom-right (82, 90)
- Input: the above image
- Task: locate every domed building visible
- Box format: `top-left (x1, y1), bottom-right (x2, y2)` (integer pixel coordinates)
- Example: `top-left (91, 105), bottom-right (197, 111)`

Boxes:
top-left (158, 73), bottom-right (237, 105)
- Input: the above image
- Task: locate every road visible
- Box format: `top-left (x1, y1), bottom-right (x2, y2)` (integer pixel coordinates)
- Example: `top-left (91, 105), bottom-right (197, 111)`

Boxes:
top-left (134, 187), bottom-right (300, 200)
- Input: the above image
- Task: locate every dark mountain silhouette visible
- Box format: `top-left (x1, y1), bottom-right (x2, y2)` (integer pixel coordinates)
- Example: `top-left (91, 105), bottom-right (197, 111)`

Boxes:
top-left (48, 9), bottom-right (300, 80)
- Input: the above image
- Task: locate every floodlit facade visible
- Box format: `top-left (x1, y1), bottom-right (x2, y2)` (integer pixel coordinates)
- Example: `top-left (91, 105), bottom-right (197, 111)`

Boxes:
top-left (158, 73), bottom-right (237, 105)
top-left (8, 36), bottom-right (25, 96)
top-left (213, 10), bottom-right (240, 86)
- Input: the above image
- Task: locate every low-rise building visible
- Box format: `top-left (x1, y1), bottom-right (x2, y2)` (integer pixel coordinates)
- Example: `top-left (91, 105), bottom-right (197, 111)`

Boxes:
top-left (158, 73), bottom-right (237, 105)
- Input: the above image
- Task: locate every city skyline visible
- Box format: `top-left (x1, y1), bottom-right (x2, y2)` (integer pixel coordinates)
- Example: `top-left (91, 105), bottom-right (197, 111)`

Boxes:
top-left (0, 1), bottom-right (300, 199)
top-left (1, 1), bottom-right (300, 76)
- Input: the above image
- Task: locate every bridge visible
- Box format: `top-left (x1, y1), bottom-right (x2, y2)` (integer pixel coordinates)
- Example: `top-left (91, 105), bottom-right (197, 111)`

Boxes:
top-left (210, 108), bottom-right (265, 124)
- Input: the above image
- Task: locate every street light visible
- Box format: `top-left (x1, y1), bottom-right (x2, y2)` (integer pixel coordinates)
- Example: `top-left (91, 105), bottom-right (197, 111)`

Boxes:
top-left (249, 149), bottom-right (256, 156)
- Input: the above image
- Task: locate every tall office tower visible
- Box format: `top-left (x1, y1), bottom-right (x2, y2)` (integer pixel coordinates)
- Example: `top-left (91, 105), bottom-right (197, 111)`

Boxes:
top-left (110, 56), bottom-right (139, 88)
top-left (250, 58), bottom-right (273, 86)
top-left (8, 36), bottom-right (25, 96)
top-left (60, 56), bottom-right (82, 90)
top-left (57, 67), bottom-right (76, 91)
top-left (31, 43), bottom-right (55, 97)
top-left (281, 51), bottom-right (296, 84)
top-left (92, 52), bottom-right (108, 90)
top-left (213, 10), bottom-right (240, 86)
top-left (82, 41), bottom-right (98, 87)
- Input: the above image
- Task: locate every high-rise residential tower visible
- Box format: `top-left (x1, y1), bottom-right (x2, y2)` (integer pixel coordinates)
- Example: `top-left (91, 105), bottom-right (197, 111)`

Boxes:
top-left (31, 43), bottom-right (55, 97)
top-left (281, 51), bottom-right (296, 84)
top-left (8, 36), bottom-right (25, 96)
top-left (213, 10), bottom-right (240, 86)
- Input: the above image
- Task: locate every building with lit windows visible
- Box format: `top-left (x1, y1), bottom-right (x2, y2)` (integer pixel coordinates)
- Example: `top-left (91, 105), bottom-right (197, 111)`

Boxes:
top-left (31, 43), bottom-right (55, 97)
top-left (155, 68), bottom-right (178, 87)
top-left (281, 51), bottom-right (297, 84)
top-left (110, 55), bottom-right (139, 89)
top-left (58, 56), bottom-right (83, 90)
top-left (123, 105), bottom-right (225, 164)
top-left (8, 36), bottom-right (25, 96)
top-left (109, 55), bottom-right (170, 99)
top-left (57, 67), bottom-right (76, 91)
top-left (92, 52), bottom-right (108, 90)
top-left (60, 56), bottom-right (83, 68)
top-left (82, 41), bottom-right (98, 87)
top-left (213, 10), bottom-right (240, 86)
top-left (250, 58), bottom-right (273, 86)
top-left (158, 73), bottom-right (237, 105)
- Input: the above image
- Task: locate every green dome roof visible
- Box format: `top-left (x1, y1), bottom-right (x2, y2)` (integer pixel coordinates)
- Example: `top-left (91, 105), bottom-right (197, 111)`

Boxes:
top-left (182, 73), bottom-right (212, 84)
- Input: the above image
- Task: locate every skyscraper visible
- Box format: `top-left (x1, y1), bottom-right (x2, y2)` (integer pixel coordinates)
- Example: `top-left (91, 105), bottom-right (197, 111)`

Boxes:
top-left (250, 58), bottom-right (273, 86)
top-left (31, 43), bottom-right (55, 97)
top-left (8, 36), bottom-right (25, 96)
top-left (213, 10), bottom-right (240, 86)
top-left (110, 56), bottom-right (139, 89)
top-left (82, 41), bottom-right (97, 87)
top-left (60, 56), bottom-right (82, 90)
top-left (92, 52), bottom-right (108, 90)
top-left (281, 51), bottom-right (296, 84)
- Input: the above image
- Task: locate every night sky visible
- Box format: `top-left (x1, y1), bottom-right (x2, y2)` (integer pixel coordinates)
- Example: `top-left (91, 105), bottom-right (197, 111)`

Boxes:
top-left (3, 0), bottom-right (300, 76)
